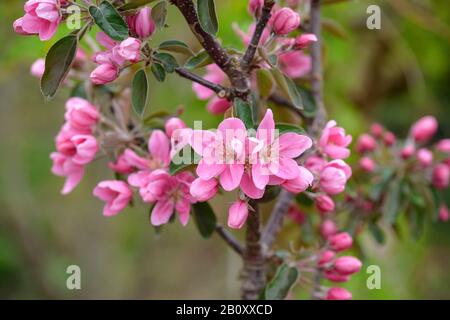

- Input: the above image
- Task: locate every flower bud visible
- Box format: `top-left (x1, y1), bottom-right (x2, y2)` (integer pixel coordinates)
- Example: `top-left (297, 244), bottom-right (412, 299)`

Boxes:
top-left (324, 270), bottom-right (350, 282)
top-left (127, 7), bottom-right (156, 39)
top-left (165, 117), bottom-right (187, 138)
top-left (329, 232), bottom-right (353, 252)
top-left (356, 134), bottom-right (376, 153)
top-left (190, 178), bottom-right (218, 202)
top-left (401, 144), bottom-right (415, 159)
top-left (315, 195), bottom-right (335, 213)
top-left (228, 200), bottom-right (249, 229)
top-left (30, 58), bottom-right (45, 79)
top-left (288, 206), bottom-right (306, 224)
top-left (432, 164), bottom-right (450, 189)
top-left (437, 139), bottom-right (450, 153)
top-left (411, 116), bottom-right (438, 143)
top-left (320, 219), bottom-right (338, 239)
top-left (359, 156), bottom-right (376, 173)
top-left (207, 97), bottom-right (232, 114)
top-left (64, 97), bottom-right (99, 132)
top-left (318, 250), bottom-right (336, 266)
top-left (117, 37), bottom-right (142, 62)
top-left (370, 123), bottom-right (384, 138)
top-left (439, 205), bottom-right (449, 222)
top-left (248, 0), bottom-right (264, 16)
top-left (416, 148), bottom-right (433, 167)
top-left (326, 287), bottom-right (352, 300)
top-left (383, 131), bottom-right (396, 146)
top-left (271, 8), bottom-right (301, 35)
top-left (334, 256), bottom-right (362, 275)
top-left (294, 33), bottom-right (317, 49)
top-left (90, 63), bottom-right (119, 85)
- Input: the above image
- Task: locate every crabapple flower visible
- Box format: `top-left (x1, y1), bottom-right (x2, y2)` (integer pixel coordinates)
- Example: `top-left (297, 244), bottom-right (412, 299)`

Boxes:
top-left (437, 139), bottom-right (450, 153)
top-left (117, 37), bottom-right (142, 62)
top-left (207, 97), bottom-right (232, 115)
top-left (93, 180), bottom-right (132, 216)
top-left (333, 256), bottom-right (362, 275)
top-left (359, 156), bottom-right (376, 172)
top-left (401, 143), bottom-right (415, 159)
top-left (14, 0), bottom-right (61, 41)
top-left (288, 206), bottom-right (306, 224)
top-left (416, 148), bottom-right (433, 167)
top-left (234, 23), bottom-right (271, 47)
top-left (320, 219), bottom-right (338, 239)
top-left (108, 154), bottom-right (134, 174)
top-left (370, 123), bottom-right (384, 138)
top-left (228, 200), bottom-right (249, 229)
top-left (432, 164), bottom-right (450, 189)
top-left (248, 0), bottom-right (264, 16)
top-left (190, 178), bottom-right (218, 202)
top-left (383, 131), bottom-right (396, 146)
top-left (315, 195), bottom-right (335, 213)
top-left (271, 8), bottom-right (301, 35)
top-left (278, 51), bottom-right (312, 79)
top-left (126, 7), bottom-right (155, 39)
top-left (329, 232), bottom-right (353, 252)
top-left (281, 166), bottom-right (314, 193)
top-left (324, 270), bottom-right (349, 283)
top-left (165, 117), bottom-right (186, 138)
top-left (356, 134), bottom-right (376, 153)
top-left (319, 120), bottom-right (352, 159)
top-left (90, 63), bottom-right (119, 85)
top-left (64, 98), bottom-right (99, 132)
top-left (30, 58), bottom-right (45, 78)
top-left (326, 287), bottom-right (352, 300)
top-left (192, 64), bottom-right (226, 100)
top-left (50, 152), bottom-right (84, 195)
top-left (319, 160), bottom-right (352, 195)
top-left (411, 116), bottom-right (438, 143)
top-left (318, 250), bottom-right (336, 266)
top-left (294, 33), bottom-right (318, 49)
top-left (439, 205), bottom-right (449, 222)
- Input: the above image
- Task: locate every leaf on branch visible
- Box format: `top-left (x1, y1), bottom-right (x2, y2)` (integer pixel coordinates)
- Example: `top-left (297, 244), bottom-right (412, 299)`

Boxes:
top-left (184, 50), bottom-right (213, 69)
top-left (158, 40), bottom-right (194, 56)
top-left (120, 0), bottom-right (159, 11)
top-left (368, 221), bottom-right (385, 245)
top-left (263, 263), bottom-right (299, 300)
top-left (89, 1), bottom-right (129, 41)
top-left (192, 201), bottom-right (217, 239)
top-left (197, 0), bottom-right (218, 35)
top-left (154, 52), bottom-right (179, 73)
top-left (151, 62), bottom-right (166, 82)
top-left (296, 85), bottom-right (317, 118)
top-left (234, 98), bottom-right (254, 130)
top-left (131, 69), bottom-right (149, 117)
top-left (382, 179), bottom-right (401, 225)
top-left (151, 1), bottom-right (168, 30)
top-left (270, 68), bottom-right (304, 111)
top-left (275, 123), bottom-right (306, 135)
top-left (256, 69), bottom-right (275, 99)
top-left (41, 35), bottom-right (78, 100)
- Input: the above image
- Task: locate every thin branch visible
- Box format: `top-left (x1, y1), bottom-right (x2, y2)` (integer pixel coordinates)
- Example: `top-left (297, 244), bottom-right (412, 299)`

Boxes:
top-left (215, 224), bottom-right (244, 256)
top-left (175, 67), bottom-right (230, 98)
top-left (262, 190), bottom-right (295, 248)
top-left (241, 0), bottom-right (275, 70)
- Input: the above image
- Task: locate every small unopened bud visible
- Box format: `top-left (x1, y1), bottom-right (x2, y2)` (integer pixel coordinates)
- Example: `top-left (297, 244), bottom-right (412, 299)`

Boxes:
top-left (271, 8), bottom-right (301, 35)
top-left (329, 232), bottom-right (353, 252)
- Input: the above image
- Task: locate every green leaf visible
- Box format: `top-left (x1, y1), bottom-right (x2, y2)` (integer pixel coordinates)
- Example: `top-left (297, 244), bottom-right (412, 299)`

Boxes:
top-left (169, 145), bottom-right (197, 175)
top-left (258, 186), bottom-right (281, 203)
top-left (270, 68), bottom-right (303, 111)
top-left (154, 52), bottom-right (179, 73)
top-left (264, 264), bottom-right (299, 300)
top-left (197, 0), bottom-right (218, 35)
top-left (120, 0), bottom-right (158, 11)
top-left (151, 1), bottom-right (167, 30)
top-left (41, 35), bottom-right (78, 100)
top-left (256, 69), bottom-right (274, 99)
top-left (184, 50), bottom-right (213, 69)
top-left (70, 82), bottom-right (87, 99)
top-left (131, 69), bottom-right (149, 117)
top-left (158, 40), bottom-right (194, 56)
top-left (296, 85), bottom-right (316, 118)
top-left (151, 63), bottom-right (166, 82)
top-left (368, 222), bottom-right (385, 245)
top-left (369, 168), bottom-right (394, 201)
top-left (234, 98), bottom-right (254, 129)
top-left (143, 110), bottom-right (172, 125)
top-left (89, 1), bottom-right (129, 41)
top-left (192, 202), bottom-right (217, 239)
top-left (275, 123), bottom-right (306, 135)
top-left (382, 180), bottom-right (401, 225)
top-left (408, 207), bottom-right (425, 240)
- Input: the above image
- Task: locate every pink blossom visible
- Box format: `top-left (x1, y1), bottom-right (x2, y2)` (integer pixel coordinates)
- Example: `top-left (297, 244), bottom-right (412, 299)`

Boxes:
top-left (411, 116), bottom-right (438, 143)
top-left (234, 23), bottom-right (271, 47)
top-left (165, 117), bottom-right (186, 138)
top-left (318, 250), bottom-right (336, 266)
top-left (228, 200), bottom-right (249, 229)
top-left (30, 58), bottom-right (45, 78)
top-left (117, 37), bottom-right (141, 62)
top-left (319, 120), bottom-right (352, 159)
top-left (319, 160), bottom-right (352, 195)
top-left (90, 63), bottom-right (119, 85)
top-left (278, 51), bottom-right (311, 79)
top-left (192, 64), bottom-right (226, 100)
top-left (359, 156), bottom-right (376, 172)
top-left (207, 97), bottom-right (232, 114)
top-left (436, 139), bottom-right (450, 153)
top-left (14, 0), bottom-right (61, 41)
top-left (383, 131), bottom-right (396, 146)
top-left (50, 152), bottom-right (84, 195)
top-left (127, 7), bottom-right (155, 39)
top-left (316, 195), bottom-right (335, 213)
top-left (401, 143), bottom-right (415, 159)
top-left (324, 270), bottom-right (350, 283)
top-left (329, 232), bottom-right (353, 252)
top-left (248, 0), bottom-right (264, 16)
top-left (55, 125), bottom-right (98, 165)
top-left (288, 206), bottom-right (306, 224)
top-left (356, 134), bottom-right (376, 154)
top-left (432, 164), bottom-right (450, 189)
top-left (93, 180), bottom-right (132, 216)
top-left (281, 166), bottom-right (314, 193)
top-left (304, 155), bottom-right (327, 175)
top-left (334, 256), bottom-right (362, 275)
top-left (271, 8), bottom-right (301, 35)
top-left (108, 154), bottom-right (135, 174)
top-left (416, 148), bottom-right (433, 167)
top-left (190, 178), bottom-right (218, 202)
top-left (64, 97), bottom-right (99, 132)
top-left (326, 287), bottom-right (352, 300)
top-left (294, 33), bottom-right (318, 49)
top-left (320, 219), bottom-right (338, 239)
top-left (370, 123), bottom-right (384, 138)
top-left (439, 205), bottom-right (449, 222)
top-left (96, 32), bottom-right (117, 50)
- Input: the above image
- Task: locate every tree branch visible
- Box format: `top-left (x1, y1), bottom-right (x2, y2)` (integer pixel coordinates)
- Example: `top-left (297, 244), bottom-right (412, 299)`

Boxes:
top-left (175, 67), bottom-right (230, 98)
top-left (262, 190), bottom-right (295, 248)
top-left (241, 0), bottom-right (275, 70)
top-left (215, 224), bottom-right (244, 256)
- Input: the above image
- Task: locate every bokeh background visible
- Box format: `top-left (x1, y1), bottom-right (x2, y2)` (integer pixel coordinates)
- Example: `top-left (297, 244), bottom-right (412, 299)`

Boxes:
top-left (1, 0), bottom-right (449, 299)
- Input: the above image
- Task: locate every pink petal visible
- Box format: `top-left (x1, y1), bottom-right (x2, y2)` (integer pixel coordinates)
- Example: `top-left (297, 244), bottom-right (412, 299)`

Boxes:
top-left (218, 117), bottom-right (247, 137)
top-left (257, 109), bottom-right (275, 145)
top-left (251, 163), bottom-right (270, 190)
top-left (269, 157), bottom-right (299, 180)
top-left (196, 159), bottom-right (225, 180)
top-left (228, 200), bottom-right (249, 229)
top-left (61, 167), bottom-right (84, 195)
top-left (240, 172), bottom-right (265, 199)
top-left (176, 198), bottom-right (191, 226)
top-left (219, 164), bottom-right (244, 191)
top-left (149, 130), bottom-right (170, 166)
top-left (151, 200), bottom-right (174, 226)
top-left (278, 133), bottom-right (312, 158)
top-left (323, 145), bottom-right (350, 160)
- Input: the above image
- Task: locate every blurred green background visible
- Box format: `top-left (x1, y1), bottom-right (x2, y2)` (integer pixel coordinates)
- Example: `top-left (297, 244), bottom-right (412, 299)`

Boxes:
top-left (0, 0), bottom-right (449, 299)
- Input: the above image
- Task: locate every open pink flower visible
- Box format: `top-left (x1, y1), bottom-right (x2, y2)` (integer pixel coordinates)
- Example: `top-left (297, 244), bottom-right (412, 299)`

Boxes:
top-left (55, 125), bottom-right (98, 165)
top-left (64, 97), bottom-right (99, 132)
top-left (319, 120), bottom-right (352, 159)
top-left (14, 0), bottom-right (61, 41)
top-left (93, 180), bottom-right (132, 216)
top-left (50, 152), bottom-right (84, 195)
top-left (278, 51), bottom-right (311, 79)
top-left (319, 160), bottom-right (352, 195)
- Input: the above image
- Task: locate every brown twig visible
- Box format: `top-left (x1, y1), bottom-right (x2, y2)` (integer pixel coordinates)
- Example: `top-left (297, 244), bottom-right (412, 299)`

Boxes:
top-left (175, 67), bottom-right (230, 98)
top-left (216, 224), bottom-right (244, 256)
